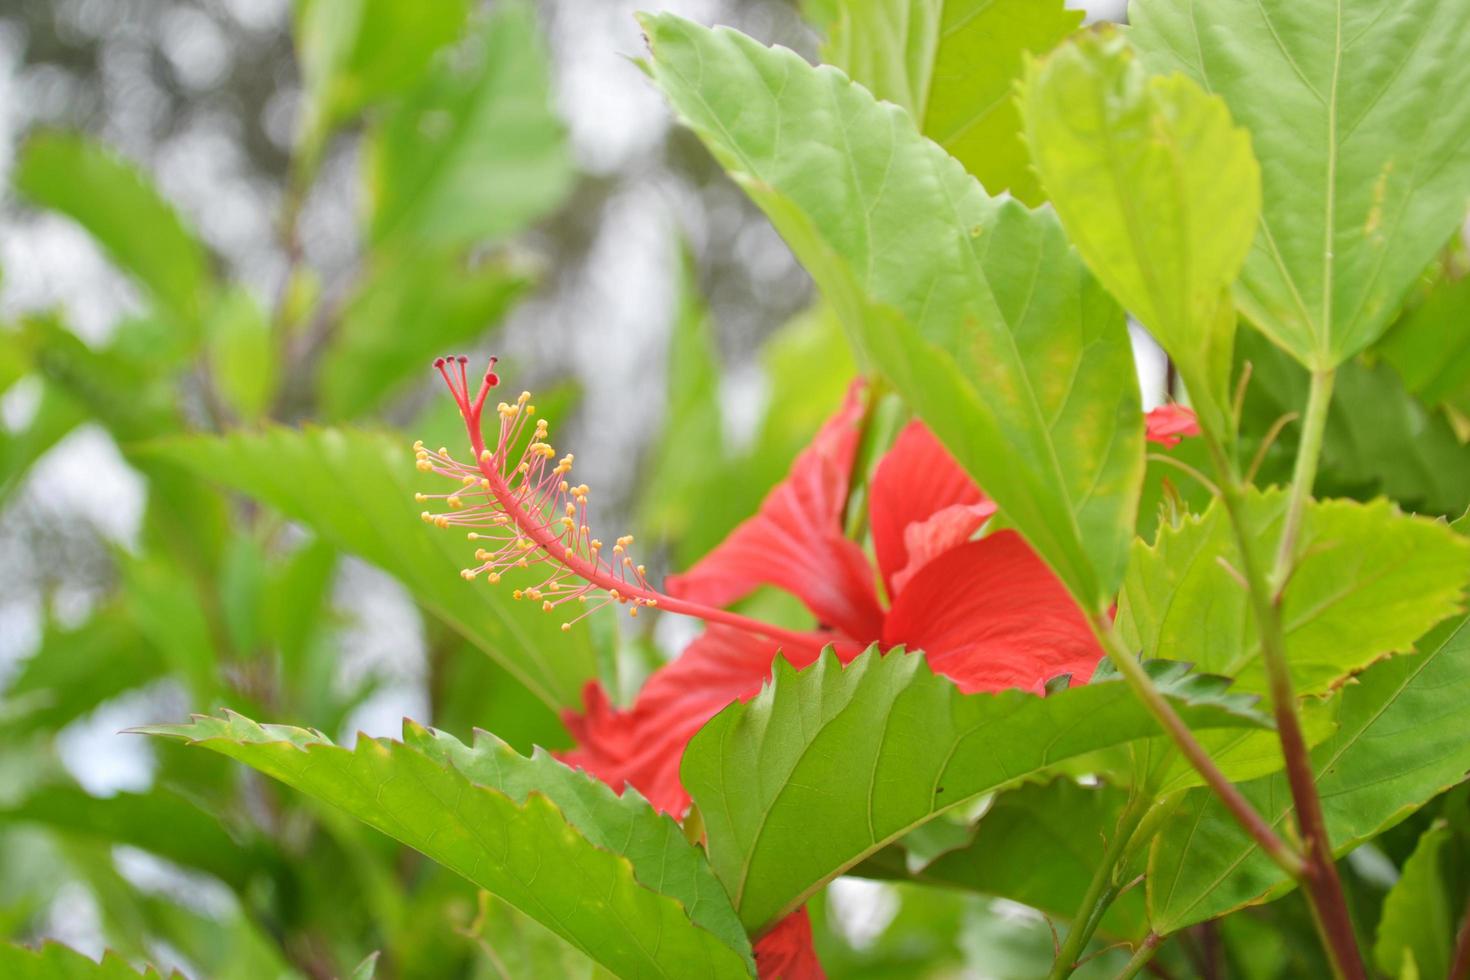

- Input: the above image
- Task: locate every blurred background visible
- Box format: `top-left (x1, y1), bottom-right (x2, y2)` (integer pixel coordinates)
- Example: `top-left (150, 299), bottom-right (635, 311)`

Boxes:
top-left (4, 0), bottom-right (1414, 977)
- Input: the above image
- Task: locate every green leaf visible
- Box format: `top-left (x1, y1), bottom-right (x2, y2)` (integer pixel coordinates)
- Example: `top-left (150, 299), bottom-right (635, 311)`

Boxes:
top-left (1147, 613), bottom-right (1470, 931)
top-left (682, 647), bottom-right (1266, 934)
top-left (141, 714), bottom-right (755, 978)
top-left (13, 133), bottom-right (212, 327)
top-left (350, 952), bottom-right (380, 980)
top-left (0, 786), bottom-right (261, 891)
top-left (146, 426), bottom-right (594, 711)
top-left (294, 0), bottom-right (468, 135)
top-left (204, 289), bottom-right (276, 423)
top-left (0, 942), bottom-right (173, 979)
top-left (817, 0), bottom-right (1081, 204)
top-left (400, 723), bottom-right (751, 965)
top-left (0, 610), bottom-right (164, 737)
top-left (1374, 822), bottom-right (1464, 980)
top-left (642, 14), bottom-right (1144, 609)
top-left (857, 778), bottom-right (1148, 938)
top-left (1130, 0), bottom-right (1470, 369)
top-left (1376, 272), bottom-right (1470, 416)
top-left (321, 251), bottom-right (530, 419)
top-left (636, 245), bottom-right (726, 547)
top-left (1237, 329), bottom-right (1470, 517)
top-left (1021, 29), bottom-right (1259, 436)
top-left (367, 2), bottom-right (574, 249)
top-left (1120, 489), bottom-right (1470, 697)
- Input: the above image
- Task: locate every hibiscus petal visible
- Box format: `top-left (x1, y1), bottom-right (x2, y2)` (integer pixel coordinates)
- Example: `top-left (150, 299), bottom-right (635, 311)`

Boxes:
top-left (881, 531), bottom-right (1103, 694)
top-left (1144, 403), bottom-right (1201, 448)
top-left (869, 421), bottom-right (989, 597)
top-left (560, 625), bottom-right (842, 815)
top-left (665, 383), bottom-right (885, 641)
top-left (754, 907), bottom-right (825, 979)
top-left (890, 500), bottom-right (998, 595)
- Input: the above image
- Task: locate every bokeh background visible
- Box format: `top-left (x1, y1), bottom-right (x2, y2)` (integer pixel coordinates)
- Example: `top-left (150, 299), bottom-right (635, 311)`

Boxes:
top-left (0, 1), bottom-right (1193, 977)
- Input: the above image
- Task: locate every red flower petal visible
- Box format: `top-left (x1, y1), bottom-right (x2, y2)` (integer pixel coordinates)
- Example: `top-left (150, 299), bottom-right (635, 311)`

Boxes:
top-left (666, 383), bottom-right (884, 641)
top-left (560, 625), bottom-right (839, 814)
top-left (881, 531), bottom-right (1103, 694)
top-left (869, 421), bottom-right (989, 598)
top-left (1145, 403), bottom-right (1201, 448)
top-left (889, 501), bottom-right (997, 595)
top-left (754, 908), bottom-right (825, 980)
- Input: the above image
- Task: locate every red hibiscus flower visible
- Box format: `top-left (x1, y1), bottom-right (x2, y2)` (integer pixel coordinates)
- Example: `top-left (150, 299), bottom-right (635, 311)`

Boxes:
top-left (417, 358), bottom-right (1198, 980)
top-left (1144, 402), bottom-right (1202, 448)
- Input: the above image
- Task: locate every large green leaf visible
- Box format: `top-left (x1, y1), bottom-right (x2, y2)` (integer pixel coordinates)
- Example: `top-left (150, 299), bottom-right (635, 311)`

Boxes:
top-left (636, 245), bottom-right (726, 551)
top-left (1021, 29), bottom-right (1259, 436)
top-left (857, 778), bottom-right (1149, 938)
top-left (1120, 489), bottom-right (1470, 697)
top-left (141, 714), bottom-right (754, 978)
top-left (1147, 612), bottom-right (1470, 931)
top-left (1373, 821), bottom-right (1465, 980)
top-left (146, 427), bottom-right (594, 711)
top-left (0, 786), bottom-right (262, 891)
top-left (0, 943), bottom-right (172, 979)
top-left (642, 14), bottom-right (1143, 609)
top-left (682, 648), bottom-right (1266, 934)
top-left (1237, 329), bottom-right (1470, 517)
top-left (817, 0), bottom-right (1080, 204)
top-left (14, 133), bottom-right (212, 326)
top-left (320, 251), bottom-right (530, 418)
top-left (0, 609), bottom-right (164, 738)
top-left (1130, 0), bottom-right (1470, 369)
top-left (367, 2), bottom-right (573, 249)
top-left (1376, 272), bottom-right (1470, 416)
top-left (294, 0), bottom-right (468, 135)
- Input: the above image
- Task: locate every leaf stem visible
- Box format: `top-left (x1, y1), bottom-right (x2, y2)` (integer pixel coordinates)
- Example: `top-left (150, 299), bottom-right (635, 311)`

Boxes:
top-left (1202, 368), bottom-right (1363, 980)
top-left (1090, 617), bottom-right (1303, 878)
top-left (1048, 791), bottom-right (1151, 980)
top-left (1115, 932), bottom-right (1164, 980)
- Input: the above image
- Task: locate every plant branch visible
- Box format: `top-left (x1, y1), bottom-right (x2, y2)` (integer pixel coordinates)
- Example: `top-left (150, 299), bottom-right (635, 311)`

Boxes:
top-left (1048, 791), bottom-right (1152, 979)
top-left (1451, 893), bottom-right (1470, 980)
top-left (1091, 617), bottom-right (1303, 878)
top-left (1115, 932), bottom-right (1164, 980)
top-left (1201, 369), bottom-right (1363, 980)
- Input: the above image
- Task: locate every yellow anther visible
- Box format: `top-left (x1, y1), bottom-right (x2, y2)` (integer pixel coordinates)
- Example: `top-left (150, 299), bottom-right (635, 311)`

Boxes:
top-left (561, 481), bottom-right (571, 493)
top-left (420, 511), bottom-right (433, 523)
top-left (462, 475), bottom-right (476, 487)
top-left (438, 447), bottom-right (449, 455)
top-left (527, 405), bottom-right (536, 415)
top-left (434, 515), bottom-right (450, 529)
top-left (590, 539), bottom-right (602, 551)
top-left (467, 532), bottom-right (480, 540)
top-left (609, 588), bottom-right (621, 601)
top-left (518, 391), bottom-right (531, 404)
top-left (517, 558), bottom-right (529, 568)
top-left (460, 569), bottom-right (475, 581)
top-left (518, 539), bottom-right (534, 551)
top-left (413, 440), bottom-right (425, 451)
top-left (517, 462), bottom-right (530, 475)
top-left (636, 564), bottom-right (646, 576)
top-left (416, 459), bottom-right (433, 472)
top-left (542, 600), bottom-right (553, 613)
top-left (561, 623), bottom-right (571, 632)
top-left (475, 549), bottom-right (490, 561)
top-left (480, 449), bottom-right (493, 463)
top-left (448, 496), bottom-right (464, 510)
top-left (629, 606), bottom-right (639, 618)
top-left (617, 535), bottom-right (634, 548)
top-left (512, 589), bottom-right (523, 600)
top-left (613, 544), bottom-right (623, 555)
top-left (415, 492), bottom-right (427, 502)
top-left (487, 572), bottom-right (500, 584)
top-left (645, 598), bottom-right (657, 608)
top-left (480, 478), bottom-right (491, 489)
top-left (565, 503), bottom-right (576, 518)
top-left (564, 547), bottom-right (575, 558)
